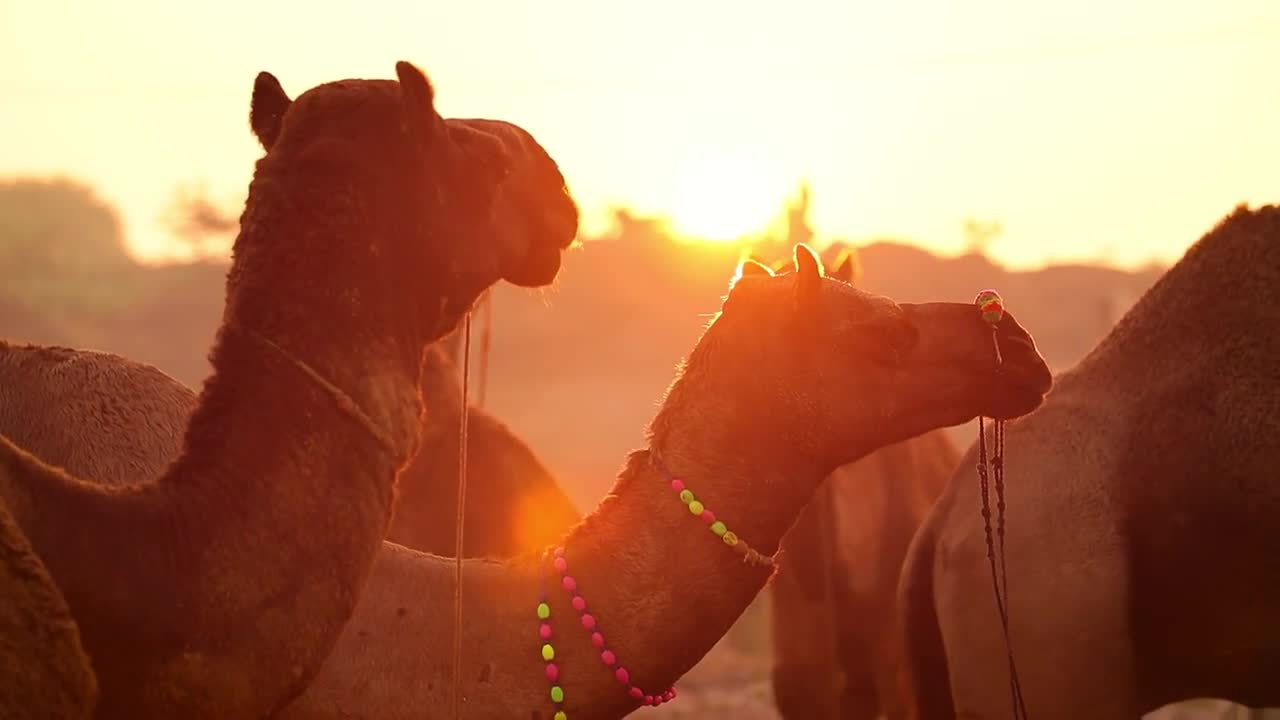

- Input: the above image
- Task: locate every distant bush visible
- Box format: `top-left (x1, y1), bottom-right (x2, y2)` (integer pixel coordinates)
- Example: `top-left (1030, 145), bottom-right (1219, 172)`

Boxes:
top-left (0, 176), bottom-right (144, 315)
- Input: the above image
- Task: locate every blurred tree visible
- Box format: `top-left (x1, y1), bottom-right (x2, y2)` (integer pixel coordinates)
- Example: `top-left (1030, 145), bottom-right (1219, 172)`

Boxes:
top-left (785, 181), bottom-right (814, 249)
top-left (962, 217), bottom-right (1003, 256)
top-left (160, 181), bottom-right (239, 261)
top-left (0, 177), bottom-right (141, 314)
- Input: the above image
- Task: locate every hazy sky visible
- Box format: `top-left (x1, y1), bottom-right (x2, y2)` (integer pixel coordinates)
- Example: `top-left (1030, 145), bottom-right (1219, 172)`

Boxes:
top-left (3, 0), bottom-right (1278, 268)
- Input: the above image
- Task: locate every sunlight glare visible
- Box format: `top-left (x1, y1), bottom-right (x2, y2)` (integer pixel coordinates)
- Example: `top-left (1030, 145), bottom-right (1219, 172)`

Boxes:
top-left (670, 152), bottom-right (784, 242)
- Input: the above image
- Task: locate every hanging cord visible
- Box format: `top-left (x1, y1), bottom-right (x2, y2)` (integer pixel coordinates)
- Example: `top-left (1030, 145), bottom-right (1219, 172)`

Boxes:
top-left (452, 312), bottom-right (473, 720)
top-left (977, 417), bottom-right (1029, 719)
top-left (476, 290), bottom-right (494, 409)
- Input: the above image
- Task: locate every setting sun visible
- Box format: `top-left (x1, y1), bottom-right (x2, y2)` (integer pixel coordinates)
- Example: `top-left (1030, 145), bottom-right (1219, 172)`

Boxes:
top-left (669, 151), bottom-right (788, 242)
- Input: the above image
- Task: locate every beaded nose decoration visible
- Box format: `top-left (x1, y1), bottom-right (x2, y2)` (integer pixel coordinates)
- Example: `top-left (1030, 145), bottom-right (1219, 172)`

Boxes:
top-left (973, 288), bottom-right (1029, 719)
top-left (975, 288), bottom-right (1004, 365)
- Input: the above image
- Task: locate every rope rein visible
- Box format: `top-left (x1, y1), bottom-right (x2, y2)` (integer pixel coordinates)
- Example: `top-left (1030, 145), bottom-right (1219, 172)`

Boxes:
top-left (978, 417), bottom-right (1028, 718)
top-left (973, 289), bottom-right (1029, 719)
top-left (236, 325), bottom-right (399, 457)
top-left (452, 312), bottom-right (473, 720)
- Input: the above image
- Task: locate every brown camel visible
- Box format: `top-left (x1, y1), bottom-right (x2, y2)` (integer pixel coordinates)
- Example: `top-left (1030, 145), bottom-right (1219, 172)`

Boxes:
top-left (772, 431), bottom-right (959, 720)
top-left (0, 341), bottom-right (579, 560)
top-left (2, 245), bottom-right (1051, 718)
top-left (754, 248), bottom-right (961, 720)
top-left (393, 344), bottom-right (580, 556)
top-left (278, 244), bottom-right (1053, 719)
top-left (0, 60), bottom-right (576, 719)
top-left (0, 502), bottom-right (96, 718)
top-left (900, 204), bottom-right (1280, 719)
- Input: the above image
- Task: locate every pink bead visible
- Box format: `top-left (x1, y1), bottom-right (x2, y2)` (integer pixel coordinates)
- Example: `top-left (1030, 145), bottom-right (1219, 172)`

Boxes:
top-left (561, 575), bottom-right (577, 592)
top-left (645, 695), bottom-right (655, 705)
top-left (539, 623), bottom-right (552, 640)
top-left (670, 479), bottom-right (685, 492)
top-left (553, 557), bottom-right (567, 573)
top-left (600, 650), bottom-right (616, 666)
top-left (670, 687), bottom-right (678, 699)
top-left (571, 595), bottom-right (586, 612)
top-left (628, 686), bottom-right (643, 700)
top-left (545, 663), bottom-right (559, 682)
top-left (615, 667), bottom-right (629, 684)
top-left (590, 632), bottom-right (604, 648)
top-left (700, 509), bottom-right (716, 524)
top-left (580, 614), bottom-right (596, 630)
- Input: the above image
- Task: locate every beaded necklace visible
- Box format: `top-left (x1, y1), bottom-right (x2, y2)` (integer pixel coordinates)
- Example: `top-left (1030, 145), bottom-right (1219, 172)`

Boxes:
top-left (533, 454), bottom-right (774, 717)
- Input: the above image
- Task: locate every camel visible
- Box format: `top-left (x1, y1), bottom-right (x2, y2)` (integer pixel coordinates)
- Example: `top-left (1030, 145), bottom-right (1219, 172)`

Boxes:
top-left (0, 341), bottom-right (579, 559)
top-left (392, 344), bottom-right (580, 556)
top-left (899, 203), bottom-right (1280, 719)
top-left (0, 60), bottom-right (577, 719)
top-left (772, 431), bottom-right (959, 719)
top-left (2, 244), bottom-right (1051, 717)
top-left (752, 248), bottom-right (961, 720)
top-left (0, 502), bottom-right (96, 718)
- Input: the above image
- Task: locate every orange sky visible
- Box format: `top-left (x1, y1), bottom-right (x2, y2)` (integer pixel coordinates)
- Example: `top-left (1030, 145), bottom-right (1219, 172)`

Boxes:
top-left (2, 0), bottom-right (1278, 269)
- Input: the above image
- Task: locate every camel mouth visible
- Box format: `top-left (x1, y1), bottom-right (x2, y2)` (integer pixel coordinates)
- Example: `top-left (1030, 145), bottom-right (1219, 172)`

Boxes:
top-left (504, 242), bottom-right (566, 287)
top-left (985, 335), bottom-right (1053, 419)
top-left (501, 189), bottom-right (577, 288)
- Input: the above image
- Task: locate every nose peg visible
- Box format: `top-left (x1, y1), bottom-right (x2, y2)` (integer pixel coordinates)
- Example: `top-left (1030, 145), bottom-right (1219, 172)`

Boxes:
top-left (975, 289), bottom-right (1005, 367)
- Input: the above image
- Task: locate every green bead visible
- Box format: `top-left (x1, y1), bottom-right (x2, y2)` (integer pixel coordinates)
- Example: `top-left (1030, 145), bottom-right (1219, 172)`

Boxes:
top-left (554, 712), bottom-right (567, 720)
top-left (537, 602), bottom-right (550, 619)
top-left (688, 500), bottom-right (705, 515)
top-left (550, 685), bottom-right (565, 703)
top-left (710, 521), bottom-right (727, 536)
top-left (678, 489), bottom-right (694, 504)
top-left (541, 643), bottom-right (555, 661)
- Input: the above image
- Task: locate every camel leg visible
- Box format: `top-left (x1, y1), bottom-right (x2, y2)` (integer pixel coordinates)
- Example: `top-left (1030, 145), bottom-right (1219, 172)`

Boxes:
top-left (838, 673), bottom-right (883, 720)
top-left (772, 660), bottom-right (845, 719)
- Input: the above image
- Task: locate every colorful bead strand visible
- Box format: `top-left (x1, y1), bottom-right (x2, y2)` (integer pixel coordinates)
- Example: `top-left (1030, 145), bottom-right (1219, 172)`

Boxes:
top-left (550, 547), bottom-right (677, 707)
top-left (536, 557), bottom-right (568, 720)
top-left (667, 477), bottom-right (774, 568)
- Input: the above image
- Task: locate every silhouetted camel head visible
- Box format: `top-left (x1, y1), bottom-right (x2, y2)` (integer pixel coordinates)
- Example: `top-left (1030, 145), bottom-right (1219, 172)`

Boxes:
top-left (245, 61), bottom-right (577, 339)
top-left (707, 244), bottom-right (1052, 468)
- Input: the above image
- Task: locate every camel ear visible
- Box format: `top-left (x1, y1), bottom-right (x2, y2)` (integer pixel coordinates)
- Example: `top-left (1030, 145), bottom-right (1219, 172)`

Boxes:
top-left (830, 248), bottom-right (861, 286)
top-left (739, 258), bottom-right (774, 278)
top-left (794, 243), bottom-right (823, 306)
top-left (731, 257), bottom-right (774, 289)
top-left (250, 72), bottom-right (291, 151)
top-left (396, 61), bottom-right (445, 149)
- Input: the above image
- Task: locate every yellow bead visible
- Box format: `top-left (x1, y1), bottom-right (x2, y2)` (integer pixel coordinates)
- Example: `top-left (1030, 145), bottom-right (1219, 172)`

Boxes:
top-left (722, 531), bottom-right (739, 547)
top-left (678, 489), bottom-right (694, 504)
top-left (541, 644), bottom-right (555, 661)
top-left (688, 500), bottom-right (705, 515)
top-left (537, 602), bottom-right (550, 619)
top-left (554, 713), bottom-right (567, 720)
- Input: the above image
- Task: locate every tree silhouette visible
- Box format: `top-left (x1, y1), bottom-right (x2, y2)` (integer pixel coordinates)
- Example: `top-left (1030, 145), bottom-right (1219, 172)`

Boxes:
top-left (962, 217), bottom-right (1003, 256)
top-left (160, 181), bottom-right (239, 260)
top-left (0, 177), bottom-right (140, 313)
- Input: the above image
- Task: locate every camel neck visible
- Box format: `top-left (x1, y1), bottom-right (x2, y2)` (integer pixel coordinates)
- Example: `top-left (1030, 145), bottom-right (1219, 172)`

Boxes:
top-left (531, 446), bottom-right (818, 715)
top-left (0, 208), bottom-right (427, 717)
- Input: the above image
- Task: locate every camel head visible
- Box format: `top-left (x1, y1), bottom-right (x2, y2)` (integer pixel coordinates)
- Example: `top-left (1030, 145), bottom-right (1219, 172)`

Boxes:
top-left (704, 244), bottom-right (1052, 469)
top-left (244, 61), bottom-right (577, 339)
